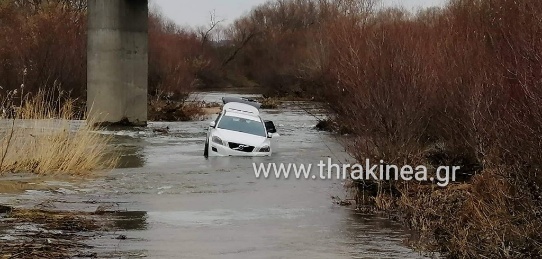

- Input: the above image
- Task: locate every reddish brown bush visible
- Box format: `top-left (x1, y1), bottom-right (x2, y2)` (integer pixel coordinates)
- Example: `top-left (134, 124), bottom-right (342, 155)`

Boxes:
top-left (0, 1), bottom-right (86, 98)
top-left (148, 11), bottom-right (204, 99)
top-left (316, 0), bottom-right (542, 257)
top-left (224, 0), bottom-right (342, 96)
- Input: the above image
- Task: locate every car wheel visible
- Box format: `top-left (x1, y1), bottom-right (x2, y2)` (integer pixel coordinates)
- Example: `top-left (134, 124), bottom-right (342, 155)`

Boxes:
top-left (204, 140), bottom-right (209, 158)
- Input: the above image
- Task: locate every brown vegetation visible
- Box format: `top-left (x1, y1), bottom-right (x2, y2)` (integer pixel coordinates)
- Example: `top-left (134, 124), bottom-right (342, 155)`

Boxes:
top-left (223, 0), bottom-right (337, 96)
top-left (311, 0), bottom-right (541, 257)
top-left (0, 88), bottom-right (116, 175)
top-left (0, 0), bottom-right (87, 97)
top-left (148, 99), bottom-right (208, 122)
top-left (148, 10), bottom-right (208, 99)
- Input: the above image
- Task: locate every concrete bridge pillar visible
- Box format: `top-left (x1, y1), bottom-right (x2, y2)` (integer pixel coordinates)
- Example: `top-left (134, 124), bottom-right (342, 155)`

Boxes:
top-left (87, 0), bottom-right (148, 126)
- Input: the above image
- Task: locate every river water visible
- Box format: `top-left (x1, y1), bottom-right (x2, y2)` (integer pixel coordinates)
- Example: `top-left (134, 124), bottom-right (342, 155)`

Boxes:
top-left (0, 92), bottom-right (428, 258)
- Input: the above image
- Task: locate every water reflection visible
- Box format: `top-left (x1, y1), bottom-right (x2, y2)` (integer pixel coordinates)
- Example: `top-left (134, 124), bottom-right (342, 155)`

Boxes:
top-left (112, 211), bottom-right (148, 231)
top-left (114, 144), bottom-right (146, 168)
top-left (109, 136), bottom-right (146, 169)
top-left (338, 211), bottom-right (427, 258)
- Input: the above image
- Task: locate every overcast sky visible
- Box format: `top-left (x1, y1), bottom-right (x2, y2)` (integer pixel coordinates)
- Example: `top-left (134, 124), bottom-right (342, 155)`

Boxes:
top-left (152, 0), bottom-right (449, 28)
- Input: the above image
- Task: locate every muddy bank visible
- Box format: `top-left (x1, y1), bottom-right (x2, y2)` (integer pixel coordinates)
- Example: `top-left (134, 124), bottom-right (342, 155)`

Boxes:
top-left (0, 204), bottom-right (143, 258)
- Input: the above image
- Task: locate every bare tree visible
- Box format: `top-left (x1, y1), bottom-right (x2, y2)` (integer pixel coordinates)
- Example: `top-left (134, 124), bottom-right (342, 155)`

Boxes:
top-left (221, 22), bottom-right (260, 67)
top-left (198, 10), bottom-right (224, 47)
top-left (12, 0), bottom-right (87, 11)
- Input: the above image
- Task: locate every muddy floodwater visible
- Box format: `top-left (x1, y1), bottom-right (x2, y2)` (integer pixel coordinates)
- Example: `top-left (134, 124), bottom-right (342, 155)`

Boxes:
top-left (0, 92), bottom-right (429, 258)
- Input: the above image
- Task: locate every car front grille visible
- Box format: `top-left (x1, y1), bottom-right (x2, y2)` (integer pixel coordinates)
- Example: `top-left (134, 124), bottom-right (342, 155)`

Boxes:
top-left (228, 142), bottom-right (255, 152)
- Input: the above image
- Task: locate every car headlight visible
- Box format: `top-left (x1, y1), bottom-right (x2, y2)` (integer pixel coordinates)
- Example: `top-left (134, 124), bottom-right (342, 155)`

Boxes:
top-left (212, 136), bottom-right (224, 145)
top-left (259, 145), bottom-right (271, 152)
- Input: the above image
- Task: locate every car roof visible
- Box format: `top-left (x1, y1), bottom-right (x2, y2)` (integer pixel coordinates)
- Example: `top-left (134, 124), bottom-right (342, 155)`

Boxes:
top-left (222, 97), bottom-right (261, 109)
top-left (224, 111), bottom-right (261, 122)
top-left (223, 102), bottom-right (260, 116)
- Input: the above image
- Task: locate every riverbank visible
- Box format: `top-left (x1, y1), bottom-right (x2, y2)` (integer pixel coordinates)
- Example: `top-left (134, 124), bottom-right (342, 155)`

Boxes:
top-left (0, 205), bottom-right (129, 258)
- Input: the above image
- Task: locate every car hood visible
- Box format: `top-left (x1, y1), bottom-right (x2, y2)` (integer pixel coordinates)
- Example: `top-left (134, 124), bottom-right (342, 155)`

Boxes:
top-left (214, 128), bottom-right (268, 147)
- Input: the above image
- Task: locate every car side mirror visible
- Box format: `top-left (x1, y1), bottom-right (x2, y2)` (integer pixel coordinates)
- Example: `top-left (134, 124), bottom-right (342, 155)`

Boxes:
top-left (267, 132), bottom-right (273, 138)
top-left (264, 120), bottom-right (277, 134)
top-left (210, 121), bottom-right (216, 128)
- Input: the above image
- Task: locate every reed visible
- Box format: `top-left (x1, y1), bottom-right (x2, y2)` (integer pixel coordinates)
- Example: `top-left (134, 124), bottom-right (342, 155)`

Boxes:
top-left (0, 88), bottom-right (116, 176)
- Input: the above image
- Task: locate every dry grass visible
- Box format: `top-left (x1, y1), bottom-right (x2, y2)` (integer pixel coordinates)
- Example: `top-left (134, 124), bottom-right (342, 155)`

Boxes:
top-left (385, 171), bottom-right (542, 258)
top-left (0, 89), bottom-right (117, 176)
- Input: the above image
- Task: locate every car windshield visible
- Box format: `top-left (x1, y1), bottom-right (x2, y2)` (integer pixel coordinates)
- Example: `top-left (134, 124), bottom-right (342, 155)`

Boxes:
top-left (217, 115), bottom-right (266, 137)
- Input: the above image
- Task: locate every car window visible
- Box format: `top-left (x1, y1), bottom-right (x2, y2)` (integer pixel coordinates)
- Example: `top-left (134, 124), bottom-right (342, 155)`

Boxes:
top-left (217, 115), bottom-right (266, 137)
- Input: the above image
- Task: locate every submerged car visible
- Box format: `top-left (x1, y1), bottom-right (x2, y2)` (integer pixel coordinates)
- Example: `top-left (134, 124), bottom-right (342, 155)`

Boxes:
top-left (204, 101), bottom-right (277, 157)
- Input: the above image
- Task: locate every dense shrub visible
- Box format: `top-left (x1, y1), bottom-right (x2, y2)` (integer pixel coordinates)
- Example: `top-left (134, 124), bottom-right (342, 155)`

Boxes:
top-left (0, 1), bottom-right (87, 98)
top-left (316, 0), bottom-right (542, 257)
top-left (224, 0), bottom-right (335, 96)
top-left (148, 12), bottom-right (198, 99)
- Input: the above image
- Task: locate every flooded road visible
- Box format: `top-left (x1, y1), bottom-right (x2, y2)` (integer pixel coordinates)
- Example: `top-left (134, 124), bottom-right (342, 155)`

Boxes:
top-left (0, 92), bottom-right (427, 258)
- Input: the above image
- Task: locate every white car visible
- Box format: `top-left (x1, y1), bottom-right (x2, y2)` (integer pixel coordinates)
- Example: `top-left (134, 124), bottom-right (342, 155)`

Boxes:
top-left (204, 102), bottom-right (277, 157)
